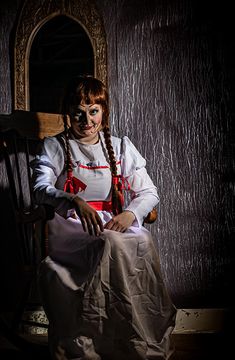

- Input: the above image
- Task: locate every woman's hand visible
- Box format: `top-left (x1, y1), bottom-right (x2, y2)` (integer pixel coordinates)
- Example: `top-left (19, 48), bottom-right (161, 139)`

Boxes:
top-left (72, 196), bottom-right (104, 236)
top-left (104, 210), bottom-right (135, 232)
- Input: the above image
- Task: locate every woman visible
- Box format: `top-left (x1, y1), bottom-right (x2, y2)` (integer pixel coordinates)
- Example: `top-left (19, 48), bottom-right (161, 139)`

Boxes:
top-left (31, 76), bottom-right (176, 360)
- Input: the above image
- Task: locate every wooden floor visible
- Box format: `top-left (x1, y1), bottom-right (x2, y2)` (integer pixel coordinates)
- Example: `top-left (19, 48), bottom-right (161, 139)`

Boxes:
top-left (0, 332), bottom-right (231, 359)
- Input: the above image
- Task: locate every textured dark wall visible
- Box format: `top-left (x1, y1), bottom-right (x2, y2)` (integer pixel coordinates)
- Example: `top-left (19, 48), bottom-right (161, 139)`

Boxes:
top-left (0, 0), bottom-right (234, 308)
top-left (98, 0), bottom-right (234, 307)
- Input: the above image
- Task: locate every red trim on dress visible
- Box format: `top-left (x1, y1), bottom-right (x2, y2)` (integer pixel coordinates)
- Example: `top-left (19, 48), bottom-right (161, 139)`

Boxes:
top-left (87, 201), bottom-right (112, 212)
top-left (78, 160), bottom-right (121, 170)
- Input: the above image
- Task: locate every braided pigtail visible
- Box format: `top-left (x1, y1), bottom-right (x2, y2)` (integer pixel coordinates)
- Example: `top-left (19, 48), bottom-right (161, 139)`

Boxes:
top-left (63, 115), bottom-right (73, 173)
top-left (61, 115), bottom-right (87, 194)
top-left (62, 115), bottom-right (75, 193)
top-left (103, 124), bottom-right (123, 215)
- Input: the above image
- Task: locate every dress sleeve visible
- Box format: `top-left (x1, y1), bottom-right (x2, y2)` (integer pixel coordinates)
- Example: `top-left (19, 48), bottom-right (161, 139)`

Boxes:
top-left (120, 136), bottom-right (160, 227)
top-left (30, 136), bottom-right (76, 217)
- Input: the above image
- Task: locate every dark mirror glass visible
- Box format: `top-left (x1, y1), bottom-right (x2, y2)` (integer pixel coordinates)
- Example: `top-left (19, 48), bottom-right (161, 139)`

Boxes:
top-left (29, 15), bottom-right (94, 113)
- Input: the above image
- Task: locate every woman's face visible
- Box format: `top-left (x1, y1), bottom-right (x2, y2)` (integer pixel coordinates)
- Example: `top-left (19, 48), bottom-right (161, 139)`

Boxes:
top-left (70, 102), bottom-right (103, 141)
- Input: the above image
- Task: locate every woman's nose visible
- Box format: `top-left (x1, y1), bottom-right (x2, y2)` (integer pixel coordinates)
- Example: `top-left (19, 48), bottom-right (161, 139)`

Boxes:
top-left (85, 112), bottom-right (94, 124)
top-left (80, 112), bottom-right (91, 124)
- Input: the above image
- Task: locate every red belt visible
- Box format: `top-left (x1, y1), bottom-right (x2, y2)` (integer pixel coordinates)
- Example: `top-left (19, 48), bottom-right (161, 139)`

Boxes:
top-left (87, 201), bottom-right (112, 212)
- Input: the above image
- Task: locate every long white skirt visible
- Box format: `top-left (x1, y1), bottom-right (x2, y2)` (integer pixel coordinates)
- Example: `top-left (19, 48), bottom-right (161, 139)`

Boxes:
top-left (38, 213), bottom-right (176, 360)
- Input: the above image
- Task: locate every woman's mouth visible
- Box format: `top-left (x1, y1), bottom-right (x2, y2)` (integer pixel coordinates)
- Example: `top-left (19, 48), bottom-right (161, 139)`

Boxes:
top-left (80, 125), bottom-right (94, 130)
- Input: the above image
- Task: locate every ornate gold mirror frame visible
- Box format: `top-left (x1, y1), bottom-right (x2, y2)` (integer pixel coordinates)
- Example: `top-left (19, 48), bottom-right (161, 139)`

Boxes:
top-left (14, 0), bottom-right (107, 110)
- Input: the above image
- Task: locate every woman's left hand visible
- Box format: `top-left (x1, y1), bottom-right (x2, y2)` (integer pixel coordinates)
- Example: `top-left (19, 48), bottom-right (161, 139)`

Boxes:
top-left (104, 210), bottom-right (135, 232)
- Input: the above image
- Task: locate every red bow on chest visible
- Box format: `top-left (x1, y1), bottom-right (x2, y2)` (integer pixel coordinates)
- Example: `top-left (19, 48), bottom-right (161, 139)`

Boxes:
top-left (64, 170), bottom-right (87, 194)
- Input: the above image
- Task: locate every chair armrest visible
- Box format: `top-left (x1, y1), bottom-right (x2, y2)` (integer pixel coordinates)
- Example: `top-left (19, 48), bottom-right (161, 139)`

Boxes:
top-left (15, 204), bottom-right (54, 224)
top-left (143, 208), bottom-right (158, 224)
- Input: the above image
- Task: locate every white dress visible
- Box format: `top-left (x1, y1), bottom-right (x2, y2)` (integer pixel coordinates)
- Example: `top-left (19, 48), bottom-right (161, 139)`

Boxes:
top-left (31, 131), bottom-right (176, 360)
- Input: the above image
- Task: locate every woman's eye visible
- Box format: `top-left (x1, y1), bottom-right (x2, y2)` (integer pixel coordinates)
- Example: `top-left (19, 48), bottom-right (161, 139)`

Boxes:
top-left (74, 111), bottom-right (83, 118)
top-left (90, 109), bottom-right (99, 116)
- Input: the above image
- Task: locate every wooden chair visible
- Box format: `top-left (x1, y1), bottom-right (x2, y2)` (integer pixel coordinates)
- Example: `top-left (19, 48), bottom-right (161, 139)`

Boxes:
top-left (0, 110), bottom-right (63, 353)
top-left (0, 127), bottom-right (55, 354)
top-left (0, 110), bottom-right (157, 352)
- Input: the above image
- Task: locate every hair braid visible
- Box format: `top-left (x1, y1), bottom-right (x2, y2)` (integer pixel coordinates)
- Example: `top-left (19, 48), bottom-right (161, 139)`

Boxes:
top-left (103, 125), bottom-right (123, 215)
top-left (102, 125), bottom-right (117, 176)
top-left (63, 115), bottom-right (73, 173)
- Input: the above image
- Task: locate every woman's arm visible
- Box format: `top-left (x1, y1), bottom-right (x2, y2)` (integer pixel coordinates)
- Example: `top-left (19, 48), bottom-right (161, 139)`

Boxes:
top-left (30, 136), bottom-right (76, 217)
top-left (125, 166), bottom-right (159, 226)
top-left (104, 136), bottom-right (159, 231)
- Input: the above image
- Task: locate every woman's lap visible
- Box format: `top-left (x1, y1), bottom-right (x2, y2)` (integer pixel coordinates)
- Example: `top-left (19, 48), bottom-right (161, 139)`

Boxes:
top-left (39, 228), bottom-right (176, 359)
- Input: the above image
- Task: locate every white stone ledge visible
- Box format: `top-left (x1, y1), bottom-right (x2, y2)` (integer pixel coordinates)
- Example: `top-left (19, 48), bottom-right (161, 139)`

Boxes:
top-left (21, 308), bottom-right (229, 335)
top-left (173, 308), bottom-right (229, 334)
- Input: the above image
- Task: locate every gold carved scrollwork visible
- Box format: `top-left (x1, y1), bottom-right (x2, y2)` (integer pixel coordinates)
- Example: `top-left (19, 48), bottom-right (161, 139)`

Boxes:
top-left (14, 0), bottom-right (107, 110)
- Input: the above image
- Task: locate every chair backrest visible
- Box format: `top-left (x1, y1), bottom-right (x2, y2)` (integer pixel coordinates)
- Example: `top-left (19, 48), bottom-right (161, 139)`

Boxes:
top-left (0, 128), bottom-right (55, 264)
top-left (0, 110), bottom-right (63, 258)
top-left (1, 129), bottom-right (38, 266)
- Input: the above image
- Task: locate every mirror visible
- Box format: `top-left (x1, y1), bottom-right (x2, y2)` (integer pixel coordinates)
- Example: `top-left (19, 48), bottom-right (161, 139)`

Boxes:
top-left (14, 0), bottom-right (107, 111)
top-left (29, 15), bottom-right (94, 113)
